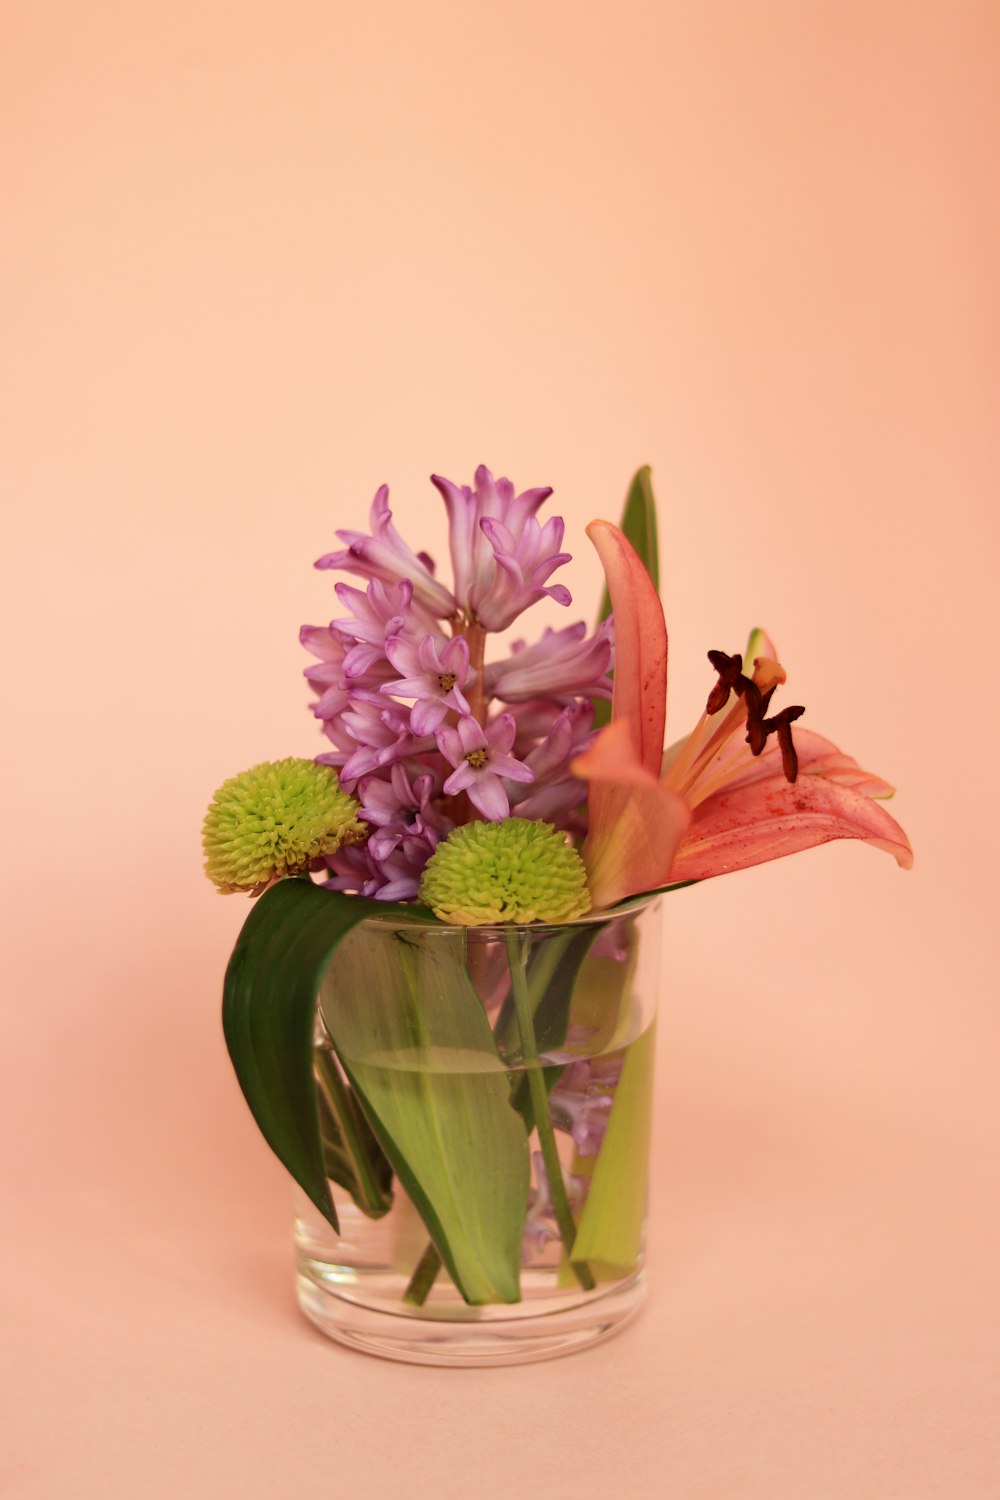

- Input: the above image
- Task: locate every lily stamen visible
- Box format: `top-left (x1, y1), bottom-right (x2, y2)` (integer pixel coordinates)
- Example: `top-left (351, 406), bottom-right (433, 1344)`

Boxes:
top-left (752, 704), bottom-right (806, 781)
top-left (705, 650), bottom-right (744, 715)
top-left (667, 649), bottom-right (804, 804)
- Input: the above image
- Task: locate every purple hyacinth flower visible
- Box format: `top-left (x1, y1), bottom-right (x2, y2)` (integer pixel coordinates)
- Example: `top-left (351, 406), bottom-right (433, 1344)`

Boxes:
top-left (356, 762), bottom-right (442, 829)
top-left (325, 827), bottom-right (437, 902)
top-left (316, 485), bottom-right (458, 620)
top-left (436, 713), bottom-right (534, 821)
top-left (507, 704), bottom-right (594, 825)
top-left (486, 619), bottom-right (614, 703)
top-left (431, 465), bottom-right (570, 631)
top-left (431, 465), bottom-right (553, 610)
top-left (325, 692), bottom-right (436, 785)
top-left (523, 1151), bottom-right (589, 1255)
top-left (326, 761), bottom-right (453, 900)
top-left (300, 624), bottom-right (352, 722)
top-left (381, 631), bottom-right (475, 735)
top-left (330, 577), bottom-right (437, 677)
top-left (550, 1054), bottom-right (624, 1157)
top-left (475, 513), bottom-right (573, 632)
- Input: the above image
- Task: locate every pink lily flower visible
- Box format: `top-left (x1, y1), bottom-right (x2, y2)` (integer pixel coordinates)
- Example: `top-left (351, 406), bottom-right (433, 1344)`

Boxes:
top-left (573, 522), bottom-right (913, 910)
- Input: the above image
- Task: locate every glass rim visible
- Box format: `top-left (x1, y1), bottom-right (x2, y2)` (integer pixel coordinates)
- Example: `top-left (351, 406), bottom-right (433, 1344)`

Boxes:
top-left (345, 888), bottom-right (665, 935)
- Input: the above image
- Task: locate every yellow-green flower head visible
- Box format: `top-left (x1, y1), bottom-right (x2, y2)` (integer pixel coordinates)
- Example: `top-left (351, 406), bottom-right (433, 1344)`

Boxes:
top-left (202, 758), bottom-right (364, 894)
top-left (420, 818), bottom-right (591, 925)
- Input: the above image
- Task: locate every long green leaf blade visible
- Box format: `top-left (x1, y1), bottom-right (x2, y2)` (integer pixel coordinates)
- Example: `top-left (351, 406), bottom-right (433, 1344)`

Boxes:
top-left (568, 1021), bottom-right (657, 1277)
top-left (320, 922), bottom-right (531, 1305)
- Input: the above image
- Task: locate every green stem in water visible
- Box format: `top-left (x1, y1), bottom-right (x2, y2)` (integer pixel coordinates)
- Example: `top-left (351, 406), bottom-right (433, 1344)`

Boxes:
top-left (505, 929), bottom-right (595, 1292)
top-left (403, 1241), bottom-right (443, 1306)
top-left (314, 1048), bottom-right (391, 1216)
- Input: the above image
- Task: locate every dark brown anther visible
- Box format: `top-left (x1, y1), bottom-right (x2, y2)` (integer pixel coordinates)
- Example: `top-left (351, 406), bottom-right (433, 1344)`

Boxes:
top-left (706, 650), bottom-right (744, 715)
top-left (770, 706), bottom-right (805, 781)
top-left (709, 648), bottom-right (806, 782)
top-left (740, 677), bottom-right (766, 753)
top-left (746, 704), bottom-right (805, 780)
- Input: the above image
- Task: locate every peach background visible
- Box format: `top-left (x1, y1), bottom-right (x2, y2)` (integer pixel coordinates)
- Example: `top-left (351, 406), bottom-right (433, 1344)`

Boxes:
top-left (3, 1), bottom-right (998, 1495)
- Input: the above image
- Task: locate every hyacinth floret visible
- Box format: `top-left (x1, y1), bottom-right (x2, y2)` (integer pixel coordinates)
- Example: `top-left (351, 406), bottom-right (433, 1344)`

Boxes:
top-left (550, 1054), bottom-right (624, 1156)
top-left (487, 620), bottom-right (614, 705)
top-left (436, 713), bottom-right (534, 821)
top-left (316, 484), bottom-right (457, 618)
top-left (302, 468), bottom-right (612, 898)
top-left (382, 631), bottom-right (476, 734)
top-left (506, 703), bottom-right (596, 827)
top-left (430, 465), bottom-right (566, 628)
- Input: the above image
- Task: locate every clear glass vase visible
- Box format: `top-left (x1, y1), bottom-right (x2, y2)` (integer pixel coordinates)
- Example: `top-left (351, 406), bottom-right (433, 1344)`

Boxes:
top-left (294, 896), bottom-right (662, 1366)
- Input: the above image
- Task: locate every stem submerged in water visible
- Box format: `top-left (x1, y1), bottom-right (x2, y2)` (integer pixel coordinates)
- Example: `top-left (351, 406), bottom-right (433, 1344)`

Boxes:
top-left (403, 1240), bottom-right (443, 1306)
top-left (505, 929), bottom-right (595, 1292)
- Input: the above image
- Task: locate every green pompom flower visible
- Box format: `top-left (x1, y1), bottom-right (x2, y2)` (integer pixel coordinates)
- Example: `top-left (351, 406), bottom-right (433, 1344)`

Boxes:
top-left (202, 758), bottom-right (364, 894)
top-left (419, 818), bottom-right (591, 925)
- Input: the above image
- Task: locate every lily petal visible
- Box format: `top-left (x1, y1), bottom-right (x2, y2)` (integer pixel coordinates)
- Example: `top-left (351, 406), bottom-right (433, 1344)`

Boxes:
top-left (669, 773), bottom-right (914, 883)
top-left (708, 728), bottom-right (898, 801)
top-left (572, 720), bottom-right (689, 909)
top-left (586, 521), bottom-right (667, 775)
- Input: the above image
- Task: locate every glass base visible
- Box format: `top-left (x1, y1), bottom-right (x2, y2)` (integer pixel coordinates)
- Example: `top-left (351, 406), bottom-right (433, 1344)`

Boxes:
top-left (295, 1253), bottom-right (646, 1366)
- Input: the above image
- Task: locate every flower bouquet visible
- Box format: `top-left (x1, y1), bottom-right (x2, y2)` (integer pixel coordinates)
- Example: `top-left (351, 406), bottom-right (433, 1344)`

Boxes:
top-left (204, 466), bottom-right (911, 1365)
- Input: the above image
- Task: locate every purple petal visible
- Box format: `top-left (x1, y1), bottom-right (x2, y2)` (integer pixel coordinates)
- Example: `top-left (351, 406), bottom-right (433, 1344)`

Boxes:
top-left (485, 712), bottom-right (517, 752)
top-left (442, 763), bottom-right (477, 796)
top-left (456, 714), bottom-right (488, 753)
top-left (466, 774), bottom-right (510, 821)
top-left (410, 697), bottom-right (449, 735)
top-left (489, 751), bottom-right (535, 784)
top-left (436, 724), bottom-right (463, 767)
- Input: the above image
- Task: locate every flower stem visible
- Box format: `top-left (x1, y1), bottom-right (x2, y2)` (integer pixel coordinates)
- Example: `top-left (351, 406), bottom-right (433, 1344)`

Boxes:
top-left (314, 1047), bottom-right (391, 1216)
top-left (464, 620), bottom-right (488, 726)
top-left (504, 929), bottom-right (595, 1291)
top-left (403, 1241), bottom-right (442, 1306)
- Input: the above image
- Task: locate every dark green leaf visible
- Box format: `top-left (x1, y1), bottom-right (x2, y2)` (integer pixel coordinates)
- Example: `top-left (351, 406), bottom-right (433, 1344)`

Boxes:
top-left (222, 878), bottom-right (425, 1232)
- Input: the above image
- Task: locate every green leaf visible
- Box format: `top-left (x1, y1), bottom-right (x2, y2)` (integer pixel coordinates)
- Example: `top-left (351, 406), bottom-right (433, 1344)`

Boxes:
top-left (319, 920), bottom-right (532, 1306)
top-left (223, 878), bottom-right (424, 1233)
top-left (566, 1021), bottom-right (657, 1279)
top-left (493, 924), bottom-right (599, 1130)
top-left (594, 465), bottom-right (660, 729)
top-left (315, 1048), bottom-right (394, 1218)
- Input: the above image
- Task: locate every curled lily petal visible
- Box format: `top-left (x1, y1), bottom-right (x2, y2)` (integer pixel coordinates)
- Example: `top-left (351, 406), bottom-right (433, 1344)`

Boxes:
top-left (585, 521), bottom-right (666, 774)
top-left (669, 773), bottom-right (914, 883)
top-left (717, 728), bottom-right (898, 801)
top-left (575, 522), bottom-right (672, 905)
top-left (572, 720), bottom-right (689, 910)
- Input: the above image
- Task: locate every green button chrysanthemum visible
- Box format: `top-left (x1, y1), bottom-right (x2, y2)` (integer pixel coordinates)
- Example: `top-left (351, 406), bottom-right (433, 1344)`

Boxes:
top-left (419, 818), bottom-right (591, 925)
top-left (202, 758), bottom-right (365, 894)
